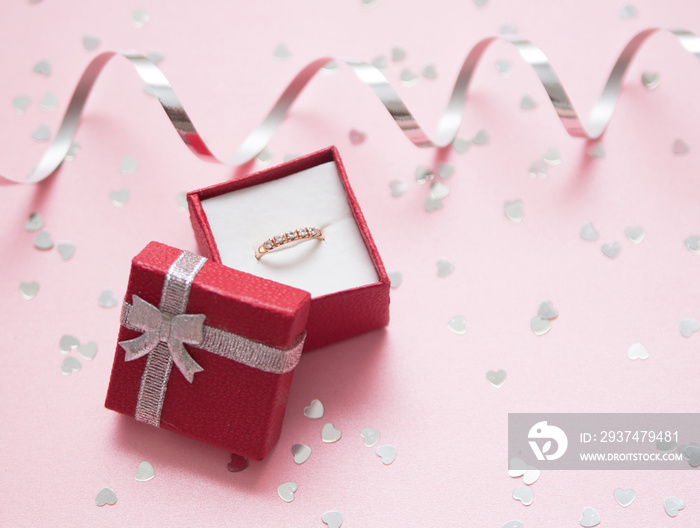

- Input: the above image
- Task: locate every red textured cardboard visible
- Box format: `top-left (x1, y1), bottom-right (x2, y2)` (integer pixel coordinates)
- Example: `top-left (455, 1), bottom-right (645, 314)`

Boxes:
top-left (105, 241), bottom-right (310, 460)
top-left (187, 146), bottom-right (390, 351)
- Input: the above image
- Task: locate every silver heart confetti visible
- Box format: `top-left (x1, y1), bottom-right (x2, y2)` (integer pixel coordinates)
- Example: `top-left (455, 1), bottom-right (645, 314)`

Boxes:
top-left (321, 510), bottom-right (343, 528)
top-left (436, 258), bottom-right (454, 277)
top-left (277, 482), bottom-right (297, 502)
top-left (620, 3), bottom-right (637, 18)
top-left (500, 23), bottom-right (518, 34)
top-left (601, 242), bottom-right (621, 259)
top-left (679, 318), bottom-right (700, 338)
top-left (98, 290), bottom-right (117, 308)
top-left (472, 128), bottom-right (489, 145)
top-left (537, 301), bottom-right (558, 320)
top-left (542, 147), bottom-right (561, 166)
top-left (322, 423), bottom-right (342, 443)
top-left (672, 138), bottom-right (690, 154)
top-left (13, 95), bottom-right (31, 114)
top-left (33, 59), bottom-right (51, 76)
top-left (528, 160), bottom-right (547, 178)
top-left (512, 486), bottom-right (533, 506)
top-left (448, 315), bottom-right (466, 335)
top-left (641, 72), bottom-right (660, 90)
top-left (131, 9), bottom-right (151, 29)
top-left (495, 60), bottom-right (512, 77)
top-left (436, 162), bottom-right (454, 179)
top-left (627, 342), bottom-right (649, 360)
top-left (664, 497), bottom-right (685, 517)
top-left (580, 222), bottom-right (599, 241)
top-left (32, 123), bottom-right (51, 141)
top-left (371, 56), bottom-right (387, 70)
top-left (522, 468), bottom-right (540, 485)
top-left (424, 196), bottom-right (443, 212)
top-left (530, 317), bottom-right (551, 336)
top-left (613, 488), bottom-right (635, 507)
top-left (421, 63), bottom-right (437, 80)
top-left (134, 461), bottom-right (155, 482)
top-left (176, 192), bottom-right (187, 211)
top-left (83, 35), bottom-right (101, 50)
top-left (391, 46), bottom-right (406, 62)
top-left (375, 444), bottom-right (396, 465)
top-left (579, 506), bottom-right (601, 527)
top-left (39, 92), bottom-right (58, 111)
top-left (34, 230), bottom-right (54, 250)
top-left (474, 0), bottom-right (488, 6)
top-left (504, 200), bottom-right (523, 223)
top-left (415, 166), bottom-right (434, 184)
top-left (429, 181), bottom-right (450, 200)
top-left (388, 271), bottom-right (402, 289)
top-left (322, 61), bottom-right (339, 74)
top-left (400, 69), bottom-right (418, 86)
top-left (78, 341), bottom-right (98, 360)
top-left (59, 334), bottom-right (80, 353)
top-left (226, 453), bottom-right (249, 472)
top-left (95, 487), bottom-right (117, 506)
top-left (656, 438), bottom-right (677, 453)
top-left (624, 226), bottom-right (645, 244)
top-left (273, 44), bottom-right (291, 61)
top-left (291, 444), bottom-right (311, 465)
top-left (389, 180), bottom-right (407, 197)
top-left (520, 94), bottom-right (536, 110)
top-left (486, 369), bottom-right (506, 388)
top-left (684, 235), bottom-right (700, 254)
top-left (65, 142), bottom-right (80, 161)
top-left (349, 129), bottom-right (366, 145)
top-left (452, 136), bottom-right (470, 153)
top-left (501, 522), bottom-right (523, 528)
top-left (61, 356), bottom-right (81, 375)
top-left (57, 241), bottom-right (76, 260)
top-left (110, 188), bottom-right (129, 206)
top-left (587, 142), bottom-right (605, 158)
top-left (20, 281), bottom-right (39, 300)
top-left (681, 445), bottom-right (700, 467)
top-left (146, 51), bottom-right (164, 65)
top-left (303, 399), bottom-right (324, 419)
top-left (257, 149), bottom-right (273, 163)
top-left (120, 155), bottom-right (138, 174)
top-left (360, 427), bottom-right (380, 447)
top-left (362, 0), bottom-right (378, 8)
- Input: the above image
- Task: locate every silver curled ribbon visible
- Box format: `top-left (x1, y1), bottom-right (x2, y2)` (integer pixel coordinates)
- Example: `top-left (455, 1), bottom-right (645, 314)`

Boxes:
top-left (3, 28), bottom-right (700, 185)
top-left (121, 250), bottom-right (305, 427)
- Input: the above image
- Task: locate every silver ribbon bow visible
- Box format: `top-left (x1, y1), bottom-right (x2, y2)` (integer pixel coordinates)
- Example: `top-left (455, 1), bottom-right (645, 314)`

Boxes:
top-left (120, 295), bottom-right (206, 383)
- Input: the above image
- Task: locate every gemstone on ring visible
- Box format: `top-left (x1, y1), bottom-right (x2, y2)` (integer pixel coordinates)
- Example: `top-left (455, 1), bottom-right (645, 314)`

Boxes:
top-left (255, 227), bottom-right (324, 260)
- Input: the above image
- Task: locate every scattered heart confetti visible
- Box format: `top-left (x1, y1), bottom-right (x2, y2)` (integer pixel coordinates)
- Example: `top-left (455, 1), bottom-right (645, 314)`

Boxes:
top-left (349, 129), bottom-right (366, 145)
top-left (452, 136), bottom-right (471, 153)
top-left (110, 188), bottom-right (129, 206)
top-left (508, 457), bottom-right (535, 477)
top-left (424, 196), bottom-right (443, 212)
top-left (512, 486), bottom-right (533, 506)
top-left (429, 181), bottom-right (450, 200)
top-left (134, 461), bottom-right (155, 482)
top-left (146, 51), bottom-right (164, 64)
top-left (620, 3), bottom-right (637, 18)
top-left (400, 68), bottom-right (418, 86)
top-left (78, 341), bottom-right (98, 360)
top-left (672, 138), bottom-right (690, 154)
top-left (486, 369), bottom-right (506, 388)
top-left (681, 445), bottom-right (700, 467)
top-left (59, 335), bottom-right (80, 353)
top-left (624, 226), bottom-right (645, 244)
top-left (474, 0), bottom-right (488, 6)
top-left (32, 123), bottom-right (51, 141)
top-left (362, 0), bottom-right (378, 8)
top-left (436, 258), bottom-right (454, 277)
top-left (656, 438), bottom-right (677, 452)
top-left (501, 522), bottom-right (523, 528)
top-left (291, 444), bottom-right (311, 465)
top-left (580, 222), bottom-right (599, 241)
top-left (371, 56), bottom-right (387, 70)
top-left (522, 468), bottom-right (540, 485)
top-left (34, 230), bottom-right (54, 250)
top-left (273, 44), bottom-right (291, 61)
top-left (448, 315), bottom-right (466, 335)
top-left (579, 506), bottom-right (601, 527)
top-left (277, 482), bottom-right (297, 502)
top-left (421, 63), bottom-right (437, 79)
top-left (98, 290), bottom-right (118, 308)
top-left (176, 192), bottom-right (187, 211)
top-left (226, 453), bottom-right (249, 472)
top-left (641, 71), bottom-right (660, 90)
top-left (587, 142), bottom-right (605, 158)
top-left (321, 510), bottom-right (343, 528)
top-left (504, 200), bottom-right (523, 223)
top-left (601, 242), bottom-right (621, 259)
top-left (684, 235), bottom-right (700, 254)
top-left (530, 317), bottom-right (551, 336)
top-left (537, 301), bottom-right (558, 320)
top-left (472, 128), bottom-right (489, 145)
top-left (361, 427), bottom-right (381, 447)
top-left (528, 160), bottom-right (547, 178)
top-left (120, 155), bottom-right (138, 174)
top-left (12, 95), bottom-right (31, 114)
top-left (39, 92), bottom-right (58, 111)
top-left (303, 399), bottom-right (324, 419)
top-left (375, 444), bottom-right (397, 465)
top-left (542, 147), bottom-right (561, 166)
top-left (436, 162), bottom-right (454, 179)
top-left (322, 61), bottom-right (339, 73)
top-left (389, 180), bottom-right (407, 197)
top-left (495, 60), bottom-right (512, 77)
top-left (20, 281), bottom-right (39, 300)
top-left (415, 166), bottom-right (434, 184)
top-left (664, 497), bottom-right (685, 517)
top-left (257, 149), bottom-right (273, 163)
top-left (33, 59), bottom-right (51, 76)
top-left (501, 23), bottom-right (518, 34)
top-left (388, 271), bottom-right (402, 289)
top-left (131, 9), bottom-right (151, 29)
top-left (627, 342), bottom-right (649, 360)
top-left (520, 94), bottom-right (536, 109)
top-left (65, 142), bottom-right (80, 161)
top-left (613, 488), bottom-right (635, 507)
top-left (57, 241), bottom-right (76, 260)
top-left (61, 356), bottom-right (81, 375)
top-left (95, 487), bottom-right (117, 506)
top-left (391, 46), bottom-right (406, 62)
top-left (679, 318), bottom-right (699, 338)
top-left (83, 35), bottom-right (100, 50)
top-left (322, 423), bottom-right (342, 443)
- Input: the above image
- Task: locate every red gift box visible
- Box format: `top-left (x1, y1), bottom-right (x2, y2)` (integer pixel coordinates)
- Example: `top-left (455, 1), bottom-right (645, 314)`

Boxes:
top-left (187, 146), bottom-right (390, 351)
top-left (104, 241), bottom-right (310, 460)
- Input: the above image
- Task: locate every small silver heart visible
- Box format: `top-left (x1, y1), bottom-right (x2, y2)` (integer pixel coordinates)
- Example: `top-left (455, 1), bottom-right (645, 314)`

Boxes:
top-left (110, 188), bottom-right (129, 206)
top-left (362, 0), bottom-right (377, 8)
top-left (542, 147), bottom-right (561, 166)
top-left (391, 46), bottom-right (406, 62)
top-left (13, 95), bottom-right (31, 114)
top-left (424, 196), bottom-right (443, 212)
top-left (65, 142), bottom-right (80, 161)
top-left (361, 427), bottom-right (381, 447)
top-left (627, 342), bottom-right (649, 360)
top-left (146, 51), bottom-right (164, 64)
top-left (624, 226), bottom-right (645, 244)
top-left (681, 445), bottom-right (700, 467)
top-left (614, 488), bottom-right (635, 507)
top-left (322, 423), bottom-right (342, 443)
top-left (322, 61), bottom-right (339, 75)
top-left (579, 506), bottom-right (600, 527)
top-left (131, 9), bottom-right (151, 28)
top-left (679, 318), bottom-right (700, 338)
top-left (226, 453), bottom-right (249, 472)
top-left (400, 68), bottom-right (417, 86)
top-left (620, 3), bottom-right (637, 18)
top-left (472, 128), bottom-right (489, 145)
top-left (291, 444), bottom-right (311, 464)
top-left (371, 56), bottom-right (387, 70)
top-left (452, 136), bottom-right (471, 153)
top-left (176, 192), bottom-right (187, 211)
top-left (512, 486), bottom-right (533, 506)
top-left (39, 92), bottom-right (58, 111)
top-left (349, 129), bottom-right (366, 145)
top-left (277, 482), bottom-right (297, 502)
top-left (448, 315), bottom-right (466, 335)
top-left (95, 487), bottom-right (117, 506)
top-left (520, 94), bottom-right (536, 110)
top-left (684, 235), bottom-right (700, 254)
top-left (500, 23), bottom-right (518, 34)
top-left (664, 496), bottom-right (685, 517)
top-left (257, 149), bottom-right (273, 163)
top-left (389, 180), bottom-right (407, 197)
top-left (375, 444), bottom-right (397, 465)
top-left (601, 242), bottom-right (621, 259)
top-left (474, 0), bottom-right (488, 6)
top-left (508, 458), bottom-right (538, 479)
top-left (321, 510), bottom-right (343, 528)
top-left (486, 369), bottom-right (506, 388)
top-left (538, 301), bottom-right (558, 320)
top-left (388, 271), bottom-right (402, 289)
top-left (429, 181), bottom-right (450, 200)
top-left (61, 356), bottom-right (81, 375)
top-left (120, 155), bottom-right (138, 174)
top-left (57, 241), bottom-right (76, 260)
top-left (504, 200), bottom-right (523, 223)
top-left (134, 461), bottom-right (155, 482)
top-left (33, 59), bottom-right (51, 76)
top-left (83, 35), bottom-right (100, 50)
top-left (656, 438), bottom-right (677, 453)
top-left (528, 160), bottom-right (547, 178)
top-left (303, 399), bottom-right (324, 419)
top-left (415, 166), bottom-right (434, 184)
top-left (495, 60), bottom-right (512, 77)
top-left (501, 522), bottom-right (523, 528)
top-left (98, 290), bottom-right (117, 308)
top-left (436, 258), bottom-right (454, 277)
top-left (673, 138), bottom-right (690, 155)
top-left (530, 317), bottom-right (551, 336)
top-left (32, 123), bottom-right (51, 141)
top-left (78, 341), bottom-right (98, 360)
top-left (580, 222), bottom-right (599, 241)
top-left (421, 63), bottom-right (437, 80)
top-left (34, 230), bottom-right (54, 250)
top-left (436, 162), bottom-right (454, 179)
top-left (641, 71), bottom-right (660, 90)
top-left (59, 334), bottom-right (80, 353)
top-left (522, 468), bottom-right (540, 485)
top-left (587, 142), bottom-right (605, 158)
top-left (20, 281), bottom-right (39, 300)
top-left (273, 44), bottom-right (291, 61)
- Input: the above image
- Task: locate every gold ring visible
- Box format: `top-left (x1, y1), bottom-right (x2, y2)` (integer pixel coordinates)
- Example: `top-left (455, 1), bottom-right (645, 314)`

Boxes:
top-left (255, 227), bottom-right (324, 260)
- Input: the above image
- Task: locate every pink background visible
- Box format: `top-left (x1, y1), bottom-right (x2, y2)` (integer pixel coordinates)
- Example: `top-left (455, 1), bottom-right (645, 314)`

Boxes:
top-left (1, 0), bottom-right (699, 526)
